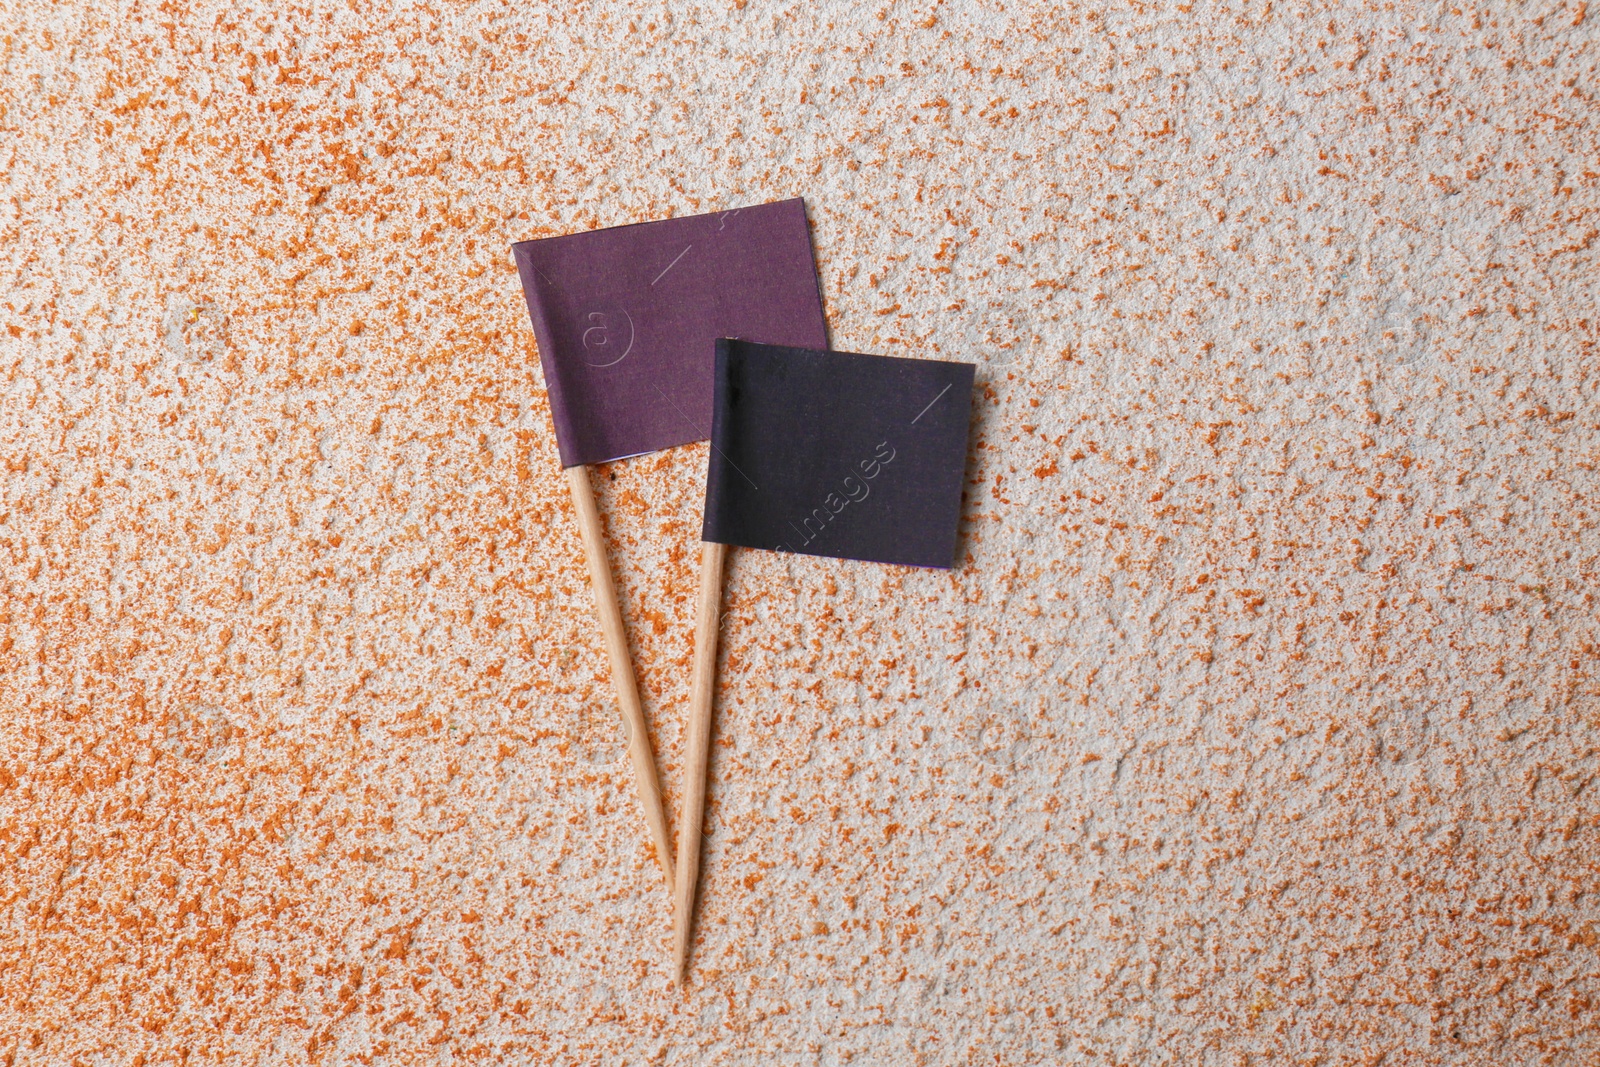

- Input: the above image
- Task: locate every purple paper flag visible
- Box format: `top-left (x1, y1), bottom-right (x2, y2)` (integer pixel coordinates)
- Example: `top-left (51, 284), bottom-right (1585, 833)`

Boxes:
top-left (512, 199), bottom-right (829, 468)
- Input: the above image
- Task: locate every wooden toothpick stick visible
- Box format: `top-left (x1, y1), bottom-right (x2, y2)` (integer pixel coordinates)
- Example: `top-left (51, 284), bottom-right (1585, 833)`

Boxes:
top-left (674, 539), bottom-right (727, 985)
top-left (565, 464), bottom-right (675, 892)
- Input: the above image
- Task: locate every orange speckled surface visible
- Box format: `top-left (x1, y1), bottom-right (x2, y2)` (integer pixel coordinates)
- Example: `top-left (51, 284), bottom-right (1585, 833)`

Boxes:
top-left (3, 3), bottom-right (1599, 1064)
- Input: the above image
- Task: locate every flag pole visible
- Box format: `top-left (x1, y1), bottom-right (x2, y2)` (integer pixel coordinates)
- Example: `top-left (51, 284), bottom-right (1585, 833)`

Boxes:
top-left (564, 464), bottom-right (675, 893)
top-left (674, 538), bottom-right (727, 985)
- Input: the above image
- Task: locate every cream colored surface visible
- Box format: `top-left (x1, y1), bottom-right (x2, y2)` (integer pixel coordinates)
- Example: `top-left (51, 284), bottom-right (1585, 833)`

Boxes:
top-left (2, 2), bottom-right (1597, 1064)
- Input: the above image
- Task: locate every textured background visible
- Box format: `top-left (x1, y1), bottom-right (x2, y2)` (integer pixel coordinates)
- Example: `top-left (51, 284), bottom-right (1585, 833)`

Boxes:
top-left (3, 1), bottom-right (1598, 1064)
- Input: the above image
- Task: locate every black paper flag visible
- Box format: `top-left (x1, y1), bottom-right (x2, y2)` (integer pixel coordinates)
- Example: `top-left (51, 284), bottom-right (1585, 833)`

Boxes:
top-left (702, 340), bottom-right (975, 569)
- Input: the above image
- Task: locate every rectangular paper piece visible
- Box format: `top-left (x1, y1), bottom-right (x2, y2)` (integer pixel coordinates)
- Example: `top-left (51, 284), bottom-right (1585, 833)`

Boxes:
top-left (512, 199), bottom-right (829, 468)
top-left (703, 340), bottom-right (975, 569)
